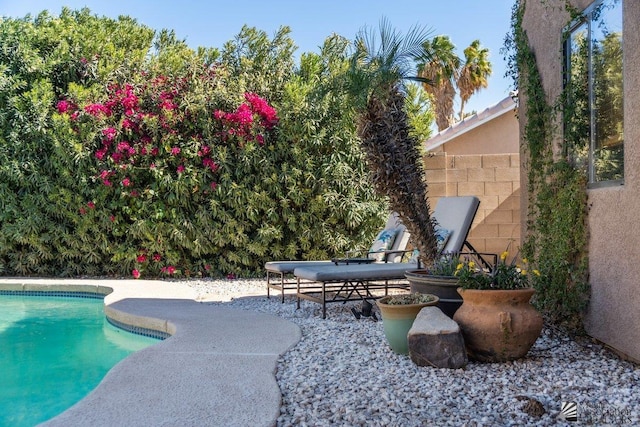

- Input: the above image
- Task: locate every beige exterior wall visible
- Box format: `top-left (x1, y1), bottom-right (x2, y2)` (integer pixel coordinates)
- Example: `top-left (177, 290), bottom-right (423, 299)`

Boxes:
top-left (424, 153), bottom-right (521, 259)
top-left (522, 0), bottom-right (640, 362)
top-left (430, 112), bottom-right (519, 155)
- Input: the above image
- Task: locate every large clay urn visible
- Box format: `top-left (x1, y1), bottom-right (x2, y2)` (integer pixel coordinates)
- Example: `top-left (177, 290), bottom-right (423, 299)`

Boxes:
top-left (453, 288), bottom-right (543, 362)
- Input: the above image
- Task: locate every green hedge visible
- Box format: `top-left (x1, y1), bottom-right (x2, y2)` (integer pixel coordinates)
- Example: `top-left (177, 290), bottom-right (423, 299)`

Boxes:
top-left (0, 9), bottom-right (387, 278)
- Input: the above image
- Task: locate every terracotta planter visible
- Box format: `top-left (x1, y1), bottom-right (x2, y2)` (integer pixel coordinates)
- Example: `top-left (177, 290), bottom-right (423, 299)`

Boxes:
top-left (404, 270), bottom-right (461, 318)
top-left (376, 294), bottom-right (439, 355)
top-left (453, 288), bottom-right (543, 362)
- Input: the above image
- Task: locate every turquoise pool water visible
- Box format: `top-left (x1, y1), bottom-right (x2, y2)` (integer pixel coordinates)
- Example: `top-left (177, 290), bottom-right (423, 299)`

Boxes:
top-left (0, 293), bottom-right (160, 427)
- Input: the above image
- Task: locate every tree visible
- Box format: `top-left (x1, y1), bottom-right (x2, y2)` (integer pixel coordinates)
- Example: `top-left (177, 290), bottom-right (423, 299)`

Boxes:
top-left (347, 18), bottom-right (439, 265)
top-left (417, 37), bottom-right (492, 131)
top-left (418, 35), bottom-right (459, 131)
top-left (457, 39), bottom-right (491, 120)
top-left (405, 82), bottom-right (435, 143)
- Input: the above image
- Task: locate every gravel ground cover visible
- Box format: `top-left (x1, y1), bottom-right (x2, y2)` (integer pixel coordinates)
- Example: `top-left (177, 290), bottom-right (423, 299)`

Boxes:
top-left (186, 278), bottom-right (639, 427)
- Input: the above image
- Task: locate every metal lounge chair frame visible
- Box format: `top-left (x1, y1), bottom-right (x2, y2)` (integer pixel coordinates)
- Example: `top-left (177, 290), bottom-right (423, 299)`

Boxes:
top-left (293, 196), bottom-right (491, 318)
top-left (264, 213), bottom-right (410, 302)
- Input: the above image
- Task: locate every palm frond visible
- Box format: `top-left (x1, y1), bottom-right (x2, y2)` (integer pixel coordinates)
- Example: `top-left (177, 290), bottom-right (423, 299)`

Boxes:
top-left (350, 16), bottom-right (434, 103)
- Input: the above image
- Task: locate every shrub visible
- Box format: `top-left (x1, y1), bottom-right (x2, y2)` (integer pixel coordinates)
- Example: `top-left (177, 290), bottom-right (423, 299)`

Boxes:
top-left (0, 9), bottom-right (388, 278)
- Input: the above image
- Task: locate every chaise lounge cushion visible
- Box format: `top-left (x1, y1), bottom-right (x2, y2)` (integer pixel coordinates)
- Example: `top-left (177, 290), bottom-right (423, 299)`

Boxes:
top-left (433, 196), bottom-right (479, 254)
top-left (265, 260), bottom-right (335, 274)
top-left (368, 228), bottom-right (398, 261)
top-left (293, 262), bottom-right (419, 282)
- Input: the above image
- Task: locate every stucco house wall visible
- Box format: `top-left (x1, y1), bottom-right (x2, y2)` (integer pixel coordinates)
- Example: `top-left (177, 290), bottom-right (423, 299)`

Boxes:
top-left (521, 0), bottom-right (640, 362)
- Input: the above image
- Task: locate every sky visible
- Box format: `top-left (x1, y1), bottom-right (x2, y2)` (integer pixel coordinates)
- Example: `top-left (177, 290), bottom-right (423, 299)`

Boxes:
top-left (1, 0), bottom-right (516, 117)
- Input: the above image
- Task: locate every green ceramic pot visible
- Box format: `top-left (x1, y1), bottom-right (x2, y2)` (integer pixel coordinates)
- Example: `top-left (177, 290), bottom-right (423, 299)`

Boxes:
top-left (376, 294), bottom-right (439, 354)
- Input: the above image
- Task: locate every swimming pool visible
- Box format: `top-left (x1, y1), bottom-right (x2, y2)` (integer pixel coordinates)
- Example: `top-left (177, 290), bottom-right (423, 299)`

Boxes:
top-left (0, 293), bottom-right (160, 426)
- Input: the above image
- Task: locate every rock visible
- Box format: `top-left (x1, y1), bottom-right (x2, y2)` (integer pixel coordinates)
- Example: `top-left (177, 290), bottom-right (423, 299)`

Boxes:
top-left (408, 306), bottom-right (468, 369)
top-left (516, 395), bottom-right (546, 418)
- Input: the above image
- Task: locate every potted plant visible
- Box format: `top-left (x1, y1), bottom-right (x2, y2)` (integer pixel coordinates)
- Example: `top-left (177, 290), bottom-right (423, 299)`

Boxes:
top-left (404, 253), bottom-right (462, 318)
top-left (452, 249), bottom-right (543, 362)
top-left (376, 293), bottom-right (439, 355)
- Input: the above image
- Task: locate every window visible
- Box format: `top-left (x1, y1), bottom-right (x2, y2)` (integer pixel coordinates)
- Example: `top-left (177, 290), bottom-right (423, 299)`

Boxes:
top-left (564, 0), bottom-right (623, 185)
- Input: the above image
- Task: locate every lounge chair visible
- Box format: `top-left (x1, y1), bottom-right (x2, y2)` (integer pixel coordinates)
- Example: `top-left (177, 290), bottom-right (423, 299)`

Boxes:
top-left (433, 195), bottom-right (494, 269)
top-left (265, 212), bottom-right (411, 302)
top-left (293, 196), bottom-right (483, 318)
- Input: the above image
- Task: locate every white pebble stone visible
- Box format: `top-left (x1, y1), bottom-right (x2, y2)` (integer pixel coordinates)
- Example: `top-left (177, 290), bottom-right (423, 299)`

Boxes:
top-left (184, 278), bottom-right (640, 426)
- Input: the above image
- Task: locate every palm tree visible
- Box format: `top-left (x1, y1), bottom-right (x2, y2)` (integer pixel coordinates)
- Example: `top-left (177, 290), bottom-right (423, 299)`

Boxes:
top-left (347, 18), bottom-right (439, 264)
top-left (457, 39), bottom-right (492, 120)
top-left (417, 35), bottom-right (460, 131)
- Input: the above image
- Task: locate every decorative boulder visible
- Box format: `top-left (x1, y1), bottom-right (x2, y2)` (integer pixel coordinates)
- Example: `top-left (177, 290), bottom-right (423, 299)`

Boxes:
top-left (408, 306), bottom-right (468, 369)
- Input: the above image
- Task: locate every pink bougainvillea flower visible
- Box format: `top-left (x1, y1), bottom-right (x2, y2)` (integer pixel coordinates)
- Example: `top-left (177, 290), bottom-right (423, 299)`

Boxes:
top-left (198, 145), bottom-right (211, 157)
top-left (56, 99), bottom-right (75, 114)
top-left (153, 254), bottom-right (162, 262)
top-left (137, 254), bottom-right (147, 263)
top-left (129, 190), bottom-right (139, 197)
top-left (122, 118), bottom-right (135, 129)
top-left (160, 99), bottom-right (177, 110)
top-left (149, 163), bottom-right (156, 169)
top-left (102, 127), bottom-right (117, 141)
top-left (109, 215), bottom-right (116, 222)
top-left (213, 110), bottom-right (225, 120)
top-left (111, 152), bottom-right (123, 164)
top-left (95, 149), bottom-right (107, 160)
top-left (170, 147), bottom-right (181, 156)
top-left (121, 177), bottom-right (132, 187)
top-left (166, 266), bottom-right (176, 275)
top-left (233, 103), bottom-right (253, 125)
top-left (204, 264), bottom-right (211, 271)
top-left (255, 134), bottom-right (265, 145)
top-left (202, 158), bottom-right (219, 172)
top-left (177, 165), bottom-right (185, 174)
top-left (79, 207), bottom-right (86, 215)
top-left (245, 92), bottom-right (278, 128)
top-left (226, 273), bottom-right (236, 280)
top-left (116, 141), bottom-right (131, 153)
top-left (132, 269), bottom-right (141, 279)
top-left (87, 201), bottom-right (95, 209)
top-left (56, 100), bottom-right (69, 113)
top-left (210, 182), bottom-right (217, 190)
top-left (151, 147), bottom-right (159, 156)
top-left (84, 103), bottom-right (111, 117)
top-left (102, 179), bottom-right (112, 187)
top-left (113, 86), bottom-right (139, 114)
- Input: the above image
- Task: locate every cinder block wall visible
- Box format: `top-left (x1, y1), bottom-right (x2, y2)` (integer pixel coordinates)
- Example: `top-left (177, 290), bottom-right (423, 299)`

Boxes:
top-left (424, 152), bottom-right (521, 257)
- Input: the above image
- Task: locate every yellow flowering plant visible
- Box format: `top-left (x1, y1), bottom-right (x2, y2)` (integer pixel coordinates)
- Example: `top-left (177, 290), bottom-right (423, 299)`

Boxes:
top-left (455, 248), bottom-right (541, 290)
top-left (425, 253), bottom-right (463, 276)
